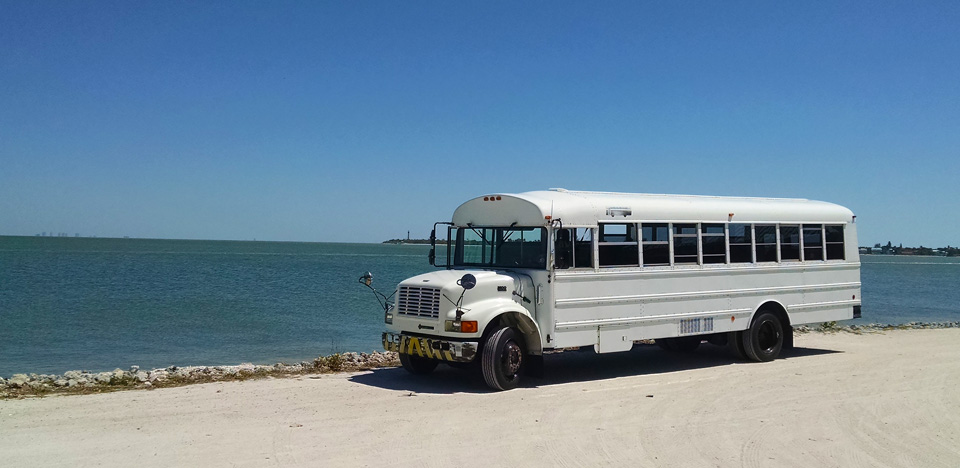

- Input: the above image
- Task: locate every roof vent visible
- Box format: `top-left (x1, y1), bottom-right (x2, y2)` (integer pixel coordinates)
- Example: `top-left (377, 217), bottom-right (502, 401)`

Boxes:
top-left (606, 207), bottom-right (632, 217)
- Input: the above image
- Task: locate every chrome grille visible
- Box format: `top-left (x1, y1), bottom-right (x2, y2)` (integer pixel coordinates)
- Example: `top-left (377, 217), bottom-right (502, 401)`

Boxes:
top-left (397, 286), bottom-right (442, 319)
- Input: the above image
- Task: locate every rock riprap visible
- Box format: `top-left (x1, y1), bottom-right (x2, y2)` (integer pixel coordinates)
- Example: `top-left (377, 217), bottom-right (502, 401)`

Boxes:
top-left (1, 351), bottom-right (400, 398)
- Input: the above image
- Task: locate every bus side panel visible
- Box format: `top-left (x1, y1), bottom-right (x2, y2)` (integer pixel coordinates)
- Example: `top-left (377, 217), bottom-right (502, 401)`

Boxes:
top-left (552, 262), bottom-right (861, 351)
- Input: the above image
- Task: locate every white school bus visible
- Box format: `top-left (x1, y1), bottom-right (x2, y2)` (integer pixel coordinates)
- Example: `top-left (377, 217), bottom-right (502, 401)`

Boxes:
top-left (375, 189), bottom-right (861, 390)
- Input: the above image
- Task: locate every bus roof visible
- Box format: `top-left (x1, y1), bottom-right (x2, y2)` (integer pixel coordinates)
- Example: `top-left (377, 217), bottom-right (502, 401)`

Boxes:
top-left (451, 189), bottom-right (855, 226)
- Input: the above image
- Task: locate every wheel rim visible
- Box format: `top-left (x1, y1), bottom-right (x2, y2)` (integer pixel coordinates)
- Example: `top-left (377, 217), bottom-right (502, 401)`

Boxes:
top-left (756, 320), bottom-right (781, 352)
top-left (502, 341), bottom-right (522, 376)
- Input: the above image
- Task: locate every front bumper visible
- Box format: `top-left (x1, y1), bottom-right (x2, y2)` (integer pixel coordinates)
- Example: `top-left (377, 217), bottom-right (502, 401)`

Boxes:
top-left (382, 332), bottom-right (478, 363)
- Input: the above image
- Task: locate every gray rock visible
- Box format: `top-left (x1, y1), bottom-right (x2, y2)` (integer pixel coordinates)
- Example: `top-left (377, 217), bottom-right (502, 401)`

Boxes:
top-left (130, 365), bottom-right (140, 373)
top-left (64, 370), bottom-right (83, 380)
top-left (54, 379), bottom-right (69, 387)
top-left (9, 374), bottom-right (29, 388)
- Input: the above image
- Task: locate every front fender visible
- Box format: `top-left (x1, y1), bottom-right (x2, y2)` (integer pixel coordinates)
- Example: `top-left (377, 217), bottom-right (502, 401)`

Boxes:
top-left (467, 298), bottom-right (543, 356)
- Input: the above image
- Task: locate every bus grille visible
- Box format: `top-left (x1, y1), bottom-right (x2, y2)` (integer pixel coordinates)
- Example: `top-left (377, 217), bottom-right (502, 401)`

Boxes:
top-left (397, 286), bottom-right (442, 319)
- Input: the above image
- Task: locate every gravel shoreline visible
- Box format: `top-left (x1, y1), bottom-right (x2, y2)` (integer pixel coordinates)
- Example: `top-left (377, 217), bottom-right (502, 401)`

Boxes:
top-left (1, 351), bottom-right (400, 399)
top-left (3, 321), bottom-right (958, 399)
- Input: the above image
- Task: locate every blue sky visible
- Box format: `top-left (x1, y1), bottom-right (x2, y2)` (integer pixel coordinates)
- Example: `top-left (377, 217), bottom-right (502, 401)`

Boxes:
top-left (2, 1), bottom-right (958, 246)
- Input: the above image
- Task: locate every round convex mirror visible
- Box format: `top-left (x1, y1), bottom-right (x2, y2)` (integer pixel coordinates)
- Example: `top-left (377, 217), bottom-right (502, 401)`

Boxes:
top-left (458, 273), bottom-right (477, 290)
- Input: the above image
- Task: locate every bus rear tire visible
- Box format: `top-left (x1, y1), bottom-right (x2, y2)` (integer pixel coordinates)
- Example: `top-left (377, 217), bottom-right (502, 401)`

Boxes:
top-left (482, 327), bottom-right (524, 391)
top-left (399, 353), bottom-right (439, 374)
top-left (728, 331), bottom-right (748, 360)
top-left (743, 311), bottom-right (784, 362)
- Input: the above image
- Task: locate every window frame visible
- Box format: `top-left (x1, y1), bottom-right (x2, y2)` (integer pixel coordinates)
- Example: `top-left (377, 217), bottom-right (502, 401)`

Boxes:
top-left (700, 223), bottom-right (727, 264)
top-left (825, 224), bottom-right (846, 260)
top-left (641, 222), bottom-right (671, 267)
top-left (598, 222), bottom-right (640, 267)
top-left (556, 220), bottom-right (850, 271)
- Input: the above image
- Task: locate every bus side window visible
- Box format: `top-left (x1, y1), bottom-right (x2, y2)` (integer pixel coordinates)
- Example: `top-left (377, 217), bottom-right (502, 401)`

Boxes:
top-left (755, 224), bottom-right (778, 262)
top-left (780, 225), bottom-right (801, 261)
top-left (555, 229), bottom-right (573, 269)
top-left (599, 223), bottom-right (639, 267)
top-left (825, 225), bottom-right (845, 260)
top-left (574, 228), bottom-right (594, 268)
top-left (729, 223), bottom-right (753, 263)
top-left (701, 223), bottom-right (726, 264)
top-left (642, 223), bottom-right (670, 266)
top-left (803, 224), bottom-right (824, 261)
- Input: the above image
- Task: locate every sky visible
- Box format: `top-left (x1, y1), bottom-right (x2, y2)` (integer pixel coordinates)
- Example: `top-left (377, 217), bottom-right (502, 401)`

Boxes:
top-left (1, 1), bottom-right (958, 246)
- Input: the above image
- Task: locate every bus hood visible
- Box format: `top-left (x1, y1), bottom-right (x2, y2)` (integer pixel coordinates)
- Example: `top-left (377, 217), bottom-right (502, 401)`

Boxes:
top-left (395, 269), bottom-right (532, 321)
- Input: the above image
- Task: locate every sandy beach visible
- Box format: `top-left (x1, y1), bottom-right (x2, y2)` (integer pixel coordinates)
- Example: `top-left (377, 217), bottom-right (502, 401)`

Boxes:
top-left (2, 328), bottom-right (959, 467)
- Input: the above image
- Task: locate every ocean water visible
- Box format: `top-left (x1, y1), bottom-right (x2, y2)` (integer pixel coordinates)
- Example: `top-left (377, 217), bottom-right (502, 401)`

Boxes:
top-left (0, 237), bottom-right (428, 376)
top-left (1, 236), bottom-right (957, 376)
top-left (858, 255), bottom-right (960, 325)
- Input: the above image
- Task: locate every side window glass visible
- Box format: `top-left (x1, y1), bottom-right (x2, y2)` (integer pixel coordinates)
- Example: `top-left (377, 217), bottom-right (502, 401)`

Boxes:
top-left (729, 224), bottom-right (753, 263)
top-left (673, 223), bottom-right (698, 264)
top-left (642, 223), bottom-right (669, 266)
top-left (701, 223), bottom-right (726, 264)
top-left (755, 224), bottom-right (778, 262)
top-left (780, 225), bottom-right (800, 261)
top-left (574, 228), bottom-right (594, 268)
top-left (825, 225), bottom-right (845, 260)
top-left (803, 224), bottom-right (824, 261)
top-left (554, 229), bottom-right (574, 269)
top-left (599, 223), bottom-right (639, 267)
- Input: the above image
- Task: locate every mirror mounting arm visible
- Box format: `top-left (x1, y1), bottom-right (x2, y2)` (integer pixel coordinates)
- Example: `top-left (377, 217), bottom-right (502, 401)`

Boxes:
top-left (358, 272), bottom-right (394, 313)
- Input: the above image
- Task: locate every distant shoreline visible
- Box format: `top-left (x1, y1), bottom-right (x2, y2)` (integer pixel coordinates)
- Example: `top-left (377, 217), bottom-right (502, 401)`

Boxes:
top-left (382, 238), bottom-right (444, 245)
top-left (0, 235), bottom-right (416, 245)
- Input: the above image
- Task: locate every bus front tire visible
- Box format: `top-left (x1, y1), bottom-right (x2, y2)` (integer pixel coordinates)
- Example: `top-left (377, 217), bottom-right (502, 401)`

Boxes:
top-left (399, 353), bottom-right (439, 375)
top-left (482, 327), bottom-right (524, 391)
top-left (743, 311), bottom-right (784, 362)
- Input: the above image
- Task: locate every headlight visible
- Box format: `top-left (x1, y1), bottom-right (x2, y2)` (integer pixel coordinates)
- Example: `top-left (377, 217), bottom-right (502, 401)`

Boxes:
top-left (444, 320), bottom-right (478, 333)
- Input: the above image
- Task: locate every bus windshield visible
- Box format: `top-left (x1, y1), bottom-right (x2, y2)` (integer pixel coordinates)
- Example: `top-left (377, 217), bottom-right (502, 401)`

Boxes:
top-left (454, 227), bottom-right (547, 269)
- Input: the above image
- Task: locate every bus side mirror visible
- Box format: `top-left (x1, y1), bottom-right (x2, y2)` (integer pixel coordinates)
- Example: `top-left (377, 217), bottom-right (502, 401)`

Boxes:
top-left (458, 273), bottom-right (476, 290)
top-left (428, 228), bottom-right (437, 266)
top-left (359, 272), bottom-right (373, 286)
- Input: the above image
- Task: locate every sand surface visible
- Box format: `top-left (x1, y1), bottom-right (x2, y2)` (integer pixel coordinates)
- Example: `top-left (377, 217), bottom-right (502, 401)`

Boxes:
top-left (2, 329), bottom-right (959, 467)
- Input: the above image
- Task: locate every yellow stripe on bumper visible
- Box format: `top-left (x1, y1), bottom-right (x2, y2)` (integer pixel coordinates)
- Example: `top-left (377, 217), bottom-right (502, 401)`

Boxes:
top-left (382, 332), bottom-right (477, 362)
